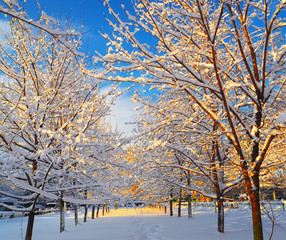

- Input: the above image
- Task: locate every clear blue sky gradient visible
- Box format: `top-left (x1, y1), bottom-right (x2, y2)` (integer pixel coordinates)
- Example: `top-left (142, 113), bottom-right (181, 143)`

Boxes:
top-left (24, 0), bottom-right (135, 56)
top-left (31, 0), bottom-right (145, 95)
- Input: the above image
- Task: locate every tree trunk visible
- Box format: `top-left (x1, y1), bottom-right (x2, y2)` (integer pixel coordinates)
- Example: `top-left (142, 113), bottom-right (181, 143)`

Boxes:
top-left (217, 198), bottom-right (224, 233)
top-left (74, 204), bottom-right (78, 226)
top-left (178, 188), bottom-right (182, 217)
top-left (164, 206), bottom-right (167, 214)
top-left (105, 204), bottom-right (108, 214)
top-left (170, 193), bottom-right (173, 217)
top-left (248, 109), bottom-right (264, 240)
top-left (60, 191), bottom-right (65, 233)
top-left (211, 138), bottom-right (225, 233)
top-left (91, 205), bottom-right (95, 219)
top-left (187, 192), bottom-right (192, 219)
top-left (96, 205), bottom-right (100, 218)
top-left (102, 204), bottom-right (105, 216)
top-left (25, 210), bottom-right (35, 240)
top-left (170, 200), bottom-right (173, 216)
top-left (249, 190), bottom-right (264, 240)
top-left (242, 159), bottom-right (264, 240)
top-left (214, 201), bottom-right (217, 213)
top-left (25, 196), bottom-right (39, 240)
top-left (84, 205), bottom-right (88, 222)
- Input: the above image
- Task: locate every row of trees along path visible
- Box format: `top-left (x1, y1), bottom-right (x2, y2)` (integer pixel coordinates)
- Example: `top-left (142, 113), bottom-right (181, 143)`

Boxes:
top-left (0, 1), bottom-right (129, 240)
top-left (0, 1), bottom-right (286, 240)
top-left (95, 1), bottom-right (286, 240)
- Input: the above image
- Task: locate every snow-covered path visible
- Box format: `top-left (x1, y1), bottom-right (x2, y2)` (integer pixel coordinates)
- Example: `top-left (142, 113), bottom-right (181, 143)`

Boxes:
top-left (128, 215), bottom-right (163, 240)
top-left (0, 206), bottom-right (285, 240)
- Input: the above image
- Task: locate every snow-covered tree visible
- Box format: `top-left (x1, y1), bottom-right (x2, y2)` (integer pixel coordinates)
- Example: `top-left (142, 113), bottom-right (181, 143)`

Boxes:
top-left (0, 0), bottom-right (83, 56)
top-left (133, 88), bottom-right (243, 231)
top-left (96, 1), bottom-right (286, 239)
top-left (0, 14), bottom-right (125, 239)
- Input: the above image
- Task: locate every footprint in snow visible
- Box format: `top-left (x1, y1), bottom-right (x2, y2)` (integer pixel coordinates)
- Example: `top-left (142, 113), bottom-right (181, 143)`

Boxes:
top-left (129, 217), bottom-right (163, 240)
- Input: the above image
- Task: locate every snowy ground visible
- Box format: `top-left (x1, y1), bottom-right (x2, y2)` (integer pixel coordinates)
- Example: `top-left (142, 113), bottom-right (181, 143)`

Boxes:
top-left (0, 204), bottom-right (286, 240)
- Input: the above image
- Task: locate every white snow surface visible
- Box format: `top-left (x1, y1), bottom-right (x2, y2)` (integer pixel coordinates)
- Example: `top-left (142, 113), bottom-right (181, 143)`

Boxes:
top-left (1, 205), bottom-right (286, 240)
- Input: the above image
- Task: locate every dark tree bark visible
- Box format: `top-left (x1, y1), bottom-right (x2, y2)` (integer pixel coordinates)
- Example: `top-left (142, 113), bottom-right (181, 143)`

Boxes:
top-left (217, 198), bottom-right (224, 233)
top-left (96, 205), bottom-right (100, 218)
top-left (84, 205), bottom-right (88, 222)
top-left (248, 110), bottom-right (264, 240)
top-left (187, 192), bottom-right (192, 219)
top-left (25, 194), bottom-right (40, 240)
top-left (102, 204), bottom-right (105, 216)
top-left (250, 192), bottom-right (263, 240)
top-left (211, 136), bottom-right (225, 233)
top-left (106, 205), bottom-right (110, 213)
top-left (74, 204), bottom-right (78, 226)
top-left (170, 190), bottom-right (173, 217)
top-left (178, 188), bottom-right (182, 217)
top-left (244, 172), bottom-right (264, 240)
top-left (25, 210), bottom-right (35, 240)
top-left (60, 191), bottom-right (65, 233)
top-left (91, 205), bottom-right (95, 219)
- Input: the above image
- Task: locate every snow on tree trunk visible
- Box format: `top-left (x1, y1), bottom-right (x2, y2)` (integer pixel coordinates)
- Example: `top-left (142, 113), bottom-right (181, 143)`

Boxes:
top-left (248, 110), bottom-right (264, 240)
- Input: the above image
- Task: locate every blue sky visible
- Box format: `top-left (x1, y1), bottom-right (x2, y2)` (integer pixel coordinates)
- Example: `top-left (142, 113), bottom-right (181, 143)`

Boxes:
top-left (25, 0), bottom-right (135, 56)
